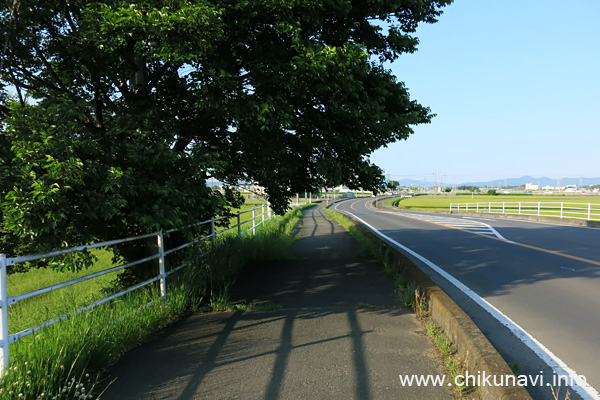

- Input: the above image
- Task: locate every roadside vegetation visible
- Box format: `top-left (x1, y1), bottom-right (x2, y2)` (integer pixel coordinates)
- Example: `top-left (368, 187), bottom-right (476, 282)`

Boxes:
top-left (5, 199), bottom-right (314, 334)
top-left (424, 322), bottom-right (476, 397)
top-left (0, 204), bottom-right (313, 400)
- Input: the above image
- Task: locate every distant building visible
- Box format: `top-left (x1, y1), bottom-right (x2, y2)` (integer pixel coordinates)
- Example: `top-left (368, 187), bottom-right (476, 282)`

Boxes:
top-left (525, 183), bottom-right (540, 190)
top-left (323, 185), bottom-right (352, 193)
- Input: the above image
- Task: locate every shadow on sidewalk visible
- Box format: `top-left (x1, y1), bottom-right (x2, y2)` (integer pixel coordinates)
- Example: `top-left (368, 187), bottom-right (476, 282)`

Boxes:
top-left (100, 203), bottom-right (450, 399)
top-left (101, 305), bottom-right (410, 400)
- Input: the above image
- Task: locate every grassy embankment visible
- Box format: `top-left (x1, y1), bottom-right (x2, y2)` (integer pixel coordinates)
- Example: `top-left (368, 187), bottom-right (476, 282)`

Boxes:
top-left (1, 203), bottom-right (314, 400)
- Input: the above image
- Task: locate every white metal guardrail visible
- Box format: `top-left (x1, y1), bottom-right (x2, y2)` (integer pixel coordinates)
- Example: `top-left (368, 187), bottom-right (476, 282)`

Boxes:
top-left (449, 201), bottom-right (600, 221)
top-left (0, 204), bottom-right (273, 371)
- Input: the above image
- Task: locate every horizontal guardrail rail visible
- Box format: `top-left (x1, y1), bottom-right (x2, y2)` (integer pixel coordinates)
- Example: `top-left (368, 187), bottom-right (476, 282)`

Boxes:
top-left (0, 204), bottom-right (274, 371)
top-left (449, 201), bottom-right (600, 221)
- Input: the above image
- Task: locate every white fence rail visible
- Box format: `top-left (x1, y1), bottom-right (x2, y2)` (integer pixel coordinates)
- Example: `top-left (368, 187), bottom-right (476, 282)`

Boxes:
top-left (449, 201), bottom-right (600, 221)
top-left (0, 204), bottom-right (273, 371)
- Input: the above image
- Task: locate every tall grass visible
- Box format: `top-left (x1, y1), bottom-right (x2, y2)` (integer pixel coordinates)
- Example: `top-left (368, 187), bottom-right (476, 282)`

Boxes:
top-left (183, 204), bottom-right (308, 307)
top-left (1, 285), bottom-right (194, 400)
top-left (0, 204), bottom-right (312, 400)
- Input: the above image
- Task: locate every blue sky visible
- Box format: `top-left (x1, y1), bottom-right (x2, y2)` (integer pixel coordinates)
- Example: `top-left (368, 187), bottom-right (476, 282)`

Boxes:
top-left (371, 0), bottom-right (600, 184)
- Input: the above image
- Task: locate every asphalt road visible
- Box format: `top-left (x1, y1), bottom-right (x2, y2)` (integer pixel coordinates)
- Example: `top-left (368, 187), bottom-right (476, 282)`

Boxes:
top-left (335, 197), bottom-right (600, 400)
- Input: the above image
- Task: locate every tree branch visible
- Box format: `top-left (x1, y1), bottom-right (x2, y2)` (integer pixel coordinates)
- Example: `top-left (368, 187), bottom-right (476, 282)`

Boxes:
top-left (32, 43), bottom-right (71, 93)
top-left (93, 89), bottom-right (104, 128)
top-left (8, 64), bottom-right (63, 93)
top-left (8, 70), bottom-right (25, 106)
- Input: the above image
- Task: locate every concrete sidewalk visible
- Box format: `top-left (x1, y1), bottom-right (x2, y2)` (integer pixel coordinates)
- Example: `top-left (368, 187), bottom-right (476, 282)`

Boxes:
top-left (100, 203), bottom-right (452, 399)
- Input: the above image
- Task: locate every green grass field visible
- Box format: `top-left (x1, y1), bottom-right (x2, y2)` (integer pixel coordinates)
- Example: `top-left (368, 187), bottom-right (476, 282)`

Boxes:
top-left (6, 249), bottom-right (118, 336)
top-left (388, 195), bottom-right (600, 220)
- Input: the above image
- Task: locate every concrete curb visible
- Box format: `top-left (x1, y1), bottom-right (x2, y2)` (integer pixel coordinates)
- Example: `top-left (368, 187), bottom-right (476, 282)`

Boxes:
top-left (339, 208), bottom-right (533, 400)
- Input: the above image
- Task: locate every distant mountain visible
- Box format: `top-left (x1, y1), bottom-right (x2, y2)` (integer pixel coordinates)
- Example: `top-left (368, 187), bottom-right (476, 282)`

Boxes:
top-left (396, 176), bottom-right (600, 188)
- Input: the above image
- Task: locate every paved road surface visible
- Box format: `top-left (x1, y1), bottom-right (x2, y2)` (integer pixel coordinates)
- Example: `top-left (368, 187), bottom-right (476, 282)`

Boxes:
top-left (100, 203), bottom-right (452, 400)
top-left (336, 197), bottom-right (600, 400)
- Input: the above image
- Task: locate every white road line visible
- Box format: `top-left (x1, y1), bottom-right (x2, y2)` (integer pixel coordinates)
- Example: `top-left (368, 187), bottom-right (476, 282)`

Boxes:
top-left (463, 217), bottom-right (497, 222)
top-left (335, 200), bottom-right (600, 400)
top-left (377, 210), bottom-right (515, 243)
top-left (464, 215), bottom-right (600, 231)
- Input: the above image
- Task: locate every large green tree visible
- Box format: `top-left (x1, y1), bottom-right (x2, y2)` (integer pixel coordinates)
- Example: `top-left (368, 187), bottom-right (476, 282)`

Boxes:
top-left (0, 0), bottom-right (451, 264)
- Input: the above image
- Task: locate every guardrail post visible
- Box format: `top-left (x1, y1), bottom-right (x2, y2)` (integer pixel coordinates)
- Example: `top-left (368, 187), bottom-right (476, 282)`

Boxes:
top-left (252, 208), bottom-right (256, 236)
top-left (518, 202), bottom-right (521, 215)
top-left (588, 203), bottom-right (592, 221)
top-left (211, 217), bottom-right (216, 244)
top-left (538, 202), bottom-right (541, 216)
top-left (237, 213), bottom-right (242, 237)
top-left (268, 204), bottom-right (272, 219)
top-left (476, 202), bottom-right (479, 213)
top-left (0, 254), bottom-right (10, 371)
top-left (502, 202), bottom-right (505, 214)
top-left (262, 205), bottom-right (266, 224)
top-left (157, 232), bottom-right (167, 298)
top-left (560, 202), bottom-right (564, 219)
top-left (489, 202), bottom-right (491, 213)
top-left (466, 203), bottom-right (469, 212)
